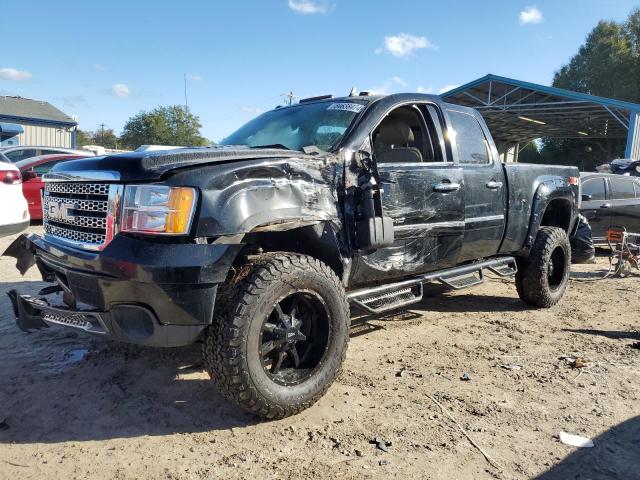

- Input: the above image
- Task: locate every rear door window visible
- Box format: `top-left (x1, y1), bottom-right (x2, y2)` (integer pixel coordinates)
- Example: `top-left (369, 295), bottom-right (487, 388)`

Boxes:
top-left (581, 178), bottom-right (606, 201)
top-left (610, 177), bottom-right (636, 199)
top-left (40, 149), bottom-right (65, 156)
top-left (447, 110), bottom-right (491, 165)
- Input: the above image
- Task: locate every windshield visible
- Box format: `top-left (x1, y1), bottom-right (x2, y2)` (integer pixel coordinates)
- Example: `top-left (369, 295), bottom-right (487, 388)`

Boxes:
top-left (222, 100), bottom-right (367, 151)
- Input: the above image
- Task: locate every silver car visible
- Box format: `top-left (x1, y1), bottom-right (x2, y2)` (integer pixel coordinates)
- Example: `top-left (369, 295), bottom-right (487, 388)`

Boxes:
top-left (0, 145), bottom-right (95, 163)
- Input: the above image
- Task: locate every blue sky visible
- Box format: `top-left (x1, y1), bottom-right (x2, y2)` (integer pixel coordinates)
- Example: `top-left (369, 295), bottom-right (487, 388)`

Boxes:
top-left (1, 0), bottom-right (638, 142)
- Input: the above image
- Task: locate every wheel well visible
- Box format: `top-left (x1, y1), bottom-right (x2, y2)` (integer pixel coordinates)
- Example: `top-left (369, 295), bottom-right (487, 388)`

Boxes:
top-left (234, 223), bottom-right (345, 279)
top-left (540, 199), bottom-right (572, 232)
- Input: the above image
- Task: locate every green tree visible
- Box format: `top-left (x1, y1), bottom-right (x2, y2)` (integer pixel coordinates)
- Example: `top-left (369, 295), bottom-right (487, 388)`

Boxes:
top-left (75, 129), bottom-right (93, 147)
top-left (94, 127), bottom-right (119, 149)
top-left (119, 106), bottom-right (208, 149)
top-left (543, 8), bottom-right (640, 170)
top-left (553, 20), bottom-right (636, 101)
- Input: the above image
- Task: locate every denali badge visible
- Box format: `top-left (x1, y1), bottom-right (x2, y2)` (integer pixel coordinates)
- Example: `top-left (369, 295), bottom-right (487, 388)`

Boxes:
top-left (47, 200), bottom-right (76, 222)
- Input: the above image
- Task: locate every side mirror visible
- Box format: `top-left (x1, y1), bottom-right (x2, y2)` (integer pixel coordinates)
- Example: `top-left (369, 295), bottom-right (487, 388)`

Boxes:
top-left (581, 194), bottom-right (592, 202)
top-left (355, 181), bottom-right (394, 251)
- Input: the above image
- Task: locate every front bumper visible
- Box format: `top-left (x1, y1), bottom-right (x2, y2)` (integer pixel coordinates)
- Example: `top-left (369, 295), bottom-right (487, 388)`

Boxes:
top-left (4, 233), bottom-right (244, 347)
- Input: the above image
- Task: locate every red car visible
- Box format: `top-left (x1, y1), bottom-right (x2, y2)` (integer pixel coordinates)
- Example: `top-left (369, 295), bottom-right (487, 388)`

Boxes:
top-left (16, 154), bottom-right (87, 220)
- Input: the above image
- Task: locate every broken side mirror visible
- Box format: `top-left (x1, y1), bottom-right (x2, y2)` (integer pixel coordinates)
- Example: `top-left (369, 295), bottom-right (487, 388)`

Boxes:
top-left (357, 216), bottom-right (394, 250)
top-left (355, 178), bottom-right (394, 250)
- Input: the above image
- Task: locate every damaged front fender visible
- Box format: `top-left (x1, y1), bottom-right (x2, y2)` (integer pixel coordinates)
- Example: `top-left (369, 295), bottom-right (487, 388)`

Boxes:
top-left (165, 155), bottom-right (345, 238)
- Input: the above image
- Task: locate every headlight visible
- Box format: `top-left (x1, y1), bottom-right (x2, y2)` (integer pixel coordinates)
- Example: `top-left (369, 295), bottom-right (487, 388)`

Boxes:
top-left (121, 185), bottom-right (197, 235)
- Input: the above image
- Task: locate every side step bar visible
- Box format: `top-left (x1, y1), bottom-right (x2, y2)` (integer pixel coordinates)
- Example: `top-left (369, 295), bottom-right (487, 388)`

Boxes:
top-left (347, 256), bottom-right (517, 314)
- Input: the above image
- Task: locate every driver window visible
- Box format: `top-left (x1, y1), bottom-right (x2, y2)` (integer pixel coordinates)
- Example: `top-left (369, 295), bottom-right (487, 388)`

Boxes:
top-left (372, 106), bottom-right (439, 163)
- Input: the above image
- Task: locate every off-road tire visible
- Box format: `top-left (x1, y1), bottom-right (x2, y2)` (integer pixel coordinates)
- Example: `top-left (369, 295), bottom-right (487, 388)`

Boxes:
top-left (516, 226), bottom-right (571, 308)
top-left (203, 252), bottom-right (350, 419)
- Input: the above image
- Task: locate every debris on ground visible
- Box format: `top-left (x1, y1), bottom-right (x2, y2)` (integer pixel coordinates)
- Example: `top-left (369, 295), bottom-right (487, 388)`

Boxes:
top-left (460, 372), bottom-right (471, 381)
top-left (559, 355), bottom-right (590, 368)
top-left (428, 395), bottom-right (503, 471)
top-left (370, 437), bottom-right (392, 452)
top-left (558, 431), bottom-right (594, 448)
top-left (499, 364), bottom-right (522, 371)
top-left (396, 367), bottom-right (407, 377)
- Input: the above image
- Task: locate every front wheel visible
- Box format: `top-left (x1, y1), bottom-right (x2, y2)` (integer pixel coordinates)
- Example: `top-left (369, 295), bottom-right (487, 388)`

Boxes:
top-left (516, 226), bottom-right (571, 308)
top-left (203, 252), bottom-right (350, 419)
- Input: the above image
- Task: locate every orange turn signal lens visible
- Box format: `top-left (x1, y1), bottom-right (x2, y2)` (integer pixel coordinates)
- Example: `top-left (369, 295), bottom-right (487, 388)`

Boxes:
top-left (121, 185), bottom-right (197, 235)
top-left (166, 187), bottom-right (197, 234)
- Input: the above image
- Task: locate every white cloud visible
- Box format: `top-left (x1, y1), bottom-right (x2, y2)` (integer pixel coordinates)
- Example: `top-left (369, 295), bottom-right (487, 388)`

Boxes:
top-left (0, 68), bottom-right (32, 81)
top-left (288, 0), bottom-right (328, 14)
top-left (93, 63), bottom-right (106, 71)
top-left (417, 85), bottom-right (434, 94)
top-left (241, 106), bottom-right (264, 115)
top-left (375, 33), bottom-right (436, 58)
top-left (368, 77), bottom-right (409, 95)
top-left (519, 6), bottom-right (543, 25)
top-left (111, 83), bottom-right (130, 98)
top-left (186, 74), bottom-right (203, 81)
top-left (438, 84), bottom-right (460, 94)
top-left (368, 84), bottom-right (391, 95)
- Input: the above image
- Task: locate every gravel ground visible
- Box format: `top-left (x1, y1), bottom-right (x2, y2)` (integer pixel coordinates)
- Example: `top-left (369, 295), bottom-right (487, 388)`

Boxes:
top-left (1, 226), bottom-right (639, 480)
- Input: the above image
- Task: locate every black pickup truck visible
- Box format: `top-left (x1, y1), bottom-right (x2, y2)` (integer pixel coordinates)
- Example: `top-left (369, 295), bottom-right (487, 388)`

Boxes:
top-left (5, 93), bottom-right (580, 418)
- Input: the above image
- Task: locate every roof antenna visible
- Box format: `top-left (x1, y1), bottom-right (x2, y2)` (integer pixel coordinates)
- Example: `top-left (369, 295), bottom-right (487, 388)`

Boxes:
top-left (348, 86), bottom-right (357, 97)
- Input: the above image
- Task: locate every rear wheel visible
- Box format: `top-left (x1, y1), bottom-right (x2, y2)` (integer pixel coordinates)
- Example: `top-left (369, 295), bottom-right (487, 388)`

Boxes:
top-left (203, 252), bottom-right (350, 419)
top-left (516, 226), bottom-right (571, 308)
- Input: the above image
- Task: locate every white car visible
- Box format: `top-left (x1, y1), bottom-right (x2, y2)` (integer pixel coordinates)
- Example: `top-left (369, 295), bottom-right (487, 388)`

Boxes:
top-left (0, 153), bottom-right (29, 237)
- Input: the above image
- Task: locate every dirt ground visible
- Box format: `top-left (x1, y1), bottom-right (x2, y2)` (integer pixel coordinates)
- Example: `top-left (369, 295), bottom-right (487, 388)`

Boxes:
top-left (0, 226), bottom-right (638, 480)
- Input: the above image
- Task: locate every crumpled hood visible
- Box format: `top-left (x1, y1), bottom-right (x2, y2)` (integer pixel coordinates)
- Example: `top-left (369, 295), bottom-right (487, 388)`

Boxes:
top-left (48, 146), bottom-right (318, 182)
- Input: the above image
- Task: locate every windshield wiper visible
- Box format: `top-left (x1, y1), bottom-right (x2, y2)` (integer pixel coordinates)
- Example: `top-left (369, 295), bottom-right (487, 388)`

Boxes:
top-left (250, 143), bottom-right (292, 150)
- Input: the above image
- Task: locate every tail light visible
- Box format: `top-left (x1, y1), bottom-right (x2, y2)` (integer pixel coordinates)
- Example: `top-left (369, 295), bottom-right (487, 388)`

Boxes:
top-left (0, 169), bottom-right (22, 185)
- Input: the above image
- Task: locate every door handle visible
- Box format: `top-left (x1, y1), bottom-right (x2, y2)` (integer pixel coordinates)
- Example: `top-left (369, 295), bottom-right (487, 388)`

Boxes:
top-left (433, 182), bottom-right (461, 193)
top-left (600, 203), bottom-right (611, 209)
top-left (486, 181), bottom-right (503, 189)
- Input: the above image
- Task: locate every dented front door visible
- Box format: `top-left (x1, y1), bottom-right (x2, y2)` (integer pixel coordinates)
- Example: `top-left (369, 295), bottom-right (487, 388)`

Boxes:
top-left (352, 162), bottom-right (464, 283)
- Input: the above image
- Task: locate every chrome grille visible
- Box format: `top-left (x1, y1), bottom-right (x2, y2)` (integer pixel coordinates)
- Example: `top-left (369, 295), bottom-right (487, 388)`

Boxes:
top-left (43, 182), bottom-right (113, 249)
top-left (46, 182), bottom-right (110, 195)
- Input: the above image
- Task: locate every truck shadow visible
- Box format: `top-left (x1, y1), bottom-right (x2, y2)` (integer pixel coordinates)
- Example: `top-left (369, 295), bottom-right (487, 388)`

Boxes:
top-left (348, 284), bottom-right (526, 338)
top-left (0, 279), bottom-right (526, 445)
top-left (535, 415), bottom-right (640, 479)
top-left (562, 328), bottom-right (640, 341)
top-left (0, 281), bottom-right (257, 445)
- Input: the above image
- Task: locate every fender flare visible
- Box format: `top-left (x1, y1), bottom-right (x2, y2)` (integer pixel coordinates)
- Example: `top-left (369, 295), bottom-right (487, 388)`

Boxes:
top-left (523, 179), bottom-right (576, 253)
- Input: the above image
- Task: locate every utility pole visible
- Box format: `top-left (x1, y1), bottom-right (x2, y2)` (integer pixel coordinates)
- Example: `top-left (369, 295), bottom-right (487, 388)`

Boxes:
top-left (98, 123), bottom-right (106, 146)
top-left (281, 91), bottom-right (299, 106)
top-left (184, 74), bottom-right (189, 113)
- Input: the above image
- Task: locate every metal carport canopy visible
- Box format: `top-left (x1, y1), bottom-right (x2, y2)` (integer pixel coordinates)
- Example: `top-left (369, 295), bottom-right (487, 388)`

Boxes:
top-left (440, 74), bottom-right (640, 160)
